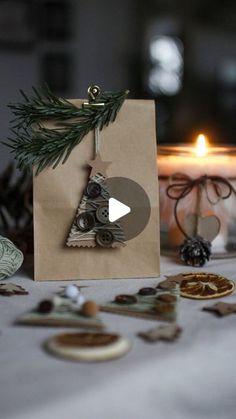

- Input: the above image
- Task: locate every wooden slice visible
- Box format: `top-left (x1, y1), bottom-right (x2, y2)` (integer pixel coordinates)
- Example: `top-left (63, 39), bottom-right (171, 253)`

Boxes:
top-left (180, 272), bottom-right (235, 299)
top-left (46, 332), bottom-right (132, 362)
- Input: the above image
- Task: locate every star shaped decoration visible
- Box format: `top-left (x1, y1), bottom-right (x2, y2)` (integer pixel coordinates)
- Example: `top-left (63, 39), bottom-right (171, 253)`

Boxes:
top-left (165, 274), bottom-right (185, 283)
top-left (87, 152), bottom-right (112, 178)
top-left (0, 283), bottom-right (28, 296)
top-left (203, 302), bottom-right (236, 317)
top-left (138, 324), bottom-right (182, 343)
top-left (157, 274), bottom-right (185, 290)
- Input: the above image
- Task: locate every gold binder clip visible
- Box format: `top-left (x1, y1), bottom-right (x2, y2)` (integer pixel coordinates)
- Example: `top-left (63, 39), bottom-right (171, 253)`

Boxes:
top-left (83, 85), bottom-right (104, 108)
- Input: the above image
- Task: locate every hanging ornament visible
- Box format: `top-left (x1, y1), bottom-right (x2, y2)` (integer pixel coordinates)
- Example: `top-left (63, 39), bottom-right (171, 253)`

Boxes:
top-left (66, 153), bottom-right (126, 248)
top-left (66, 85), bottom-right (126, 249)
top-left (166, 176), bottom-right (222, 267)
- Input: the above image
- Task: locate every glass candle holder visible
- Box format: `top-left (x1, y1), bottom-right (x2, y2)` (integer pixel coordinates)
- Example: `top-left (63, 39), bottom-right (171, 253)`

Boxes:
top-left (158, 143), bottom-right (236, 258)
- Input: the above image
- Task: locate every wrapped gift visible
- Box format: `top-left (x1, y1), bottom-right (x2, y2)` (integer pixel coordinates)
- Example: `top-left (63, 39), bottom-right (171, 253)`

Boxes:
top-left (7, 86), bottom-right (160, 280)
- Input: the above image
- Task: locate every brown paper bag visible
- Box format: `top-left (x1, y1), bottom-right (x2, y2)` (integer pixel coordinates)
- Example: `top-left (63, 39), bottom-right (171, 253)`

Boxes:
top-left (33, 99), bottom-right (160, 280)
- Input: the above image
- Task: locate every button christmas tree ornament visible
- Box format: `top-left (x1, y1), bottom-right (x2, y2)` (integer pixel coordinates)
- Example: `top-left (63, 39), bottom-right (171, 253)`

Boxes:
top-left (66, 85), bottom-right (126, 249)
top-left (66, 154), bottom-right (126, 248)
top-left (17, 289), bottom-right (104, 329)
top-left (101, 283), bottom-right (180, 322)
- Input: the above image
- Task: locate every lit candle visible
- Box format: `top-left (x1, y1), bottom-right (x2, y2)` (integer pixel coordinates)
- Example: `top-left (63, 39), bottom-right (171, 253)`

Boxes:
top-left (158, 135), bottom-right (236, 254)
top-left (158, 134), bottom-right (236, 178)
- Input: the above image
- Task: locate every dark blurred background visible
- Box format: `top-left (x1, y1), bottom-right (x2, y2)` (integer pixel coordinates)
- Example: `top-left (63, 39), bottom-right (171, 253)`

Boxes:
top-left (0, 0), bottom-right (236, 171)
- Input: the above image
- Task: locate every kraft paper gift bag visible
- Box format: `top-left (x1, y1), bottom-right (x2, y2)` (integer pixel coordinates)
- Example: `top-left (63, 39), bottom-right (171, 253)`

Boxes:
top-left (33, 99), bottom-right (160, 280)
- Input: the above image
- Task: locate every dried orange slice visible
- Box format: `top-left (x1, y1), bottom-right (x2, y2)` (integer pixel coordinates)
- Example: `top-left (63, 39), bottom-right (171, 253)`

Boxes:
top-left (180, 272), bottom-right (235, 299)
top-left (46, 332), bottom-right (132, 362)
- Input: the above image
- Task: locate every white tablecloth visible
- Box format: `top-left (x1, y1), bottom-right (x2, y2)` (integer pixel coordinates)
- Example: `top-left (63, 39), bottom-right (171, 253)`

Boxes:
top-left (1, 256), bottom-right (236, 419)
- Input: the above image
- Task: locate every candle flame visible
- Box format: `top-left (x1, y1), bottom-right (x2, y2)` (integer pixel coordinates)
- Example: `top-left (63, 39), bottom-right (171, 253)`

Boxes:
top-left (195, 134), bottom-right (208, 157)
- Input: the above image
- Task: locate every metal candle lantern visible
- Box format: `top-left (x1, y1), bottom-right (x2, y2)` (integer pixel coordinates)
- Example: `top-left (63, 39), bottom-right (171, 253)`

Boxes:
top-left (158, 135), bottom-right (236, 262)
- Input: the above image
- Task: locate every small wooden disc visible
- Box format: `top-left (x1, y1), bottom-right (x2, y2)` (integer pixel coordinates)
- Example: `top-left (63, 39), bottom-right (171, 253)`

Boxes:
top-left (180, 272), bottom-right (235, 300)
top-left (46, 332), bottom-right (132, 362)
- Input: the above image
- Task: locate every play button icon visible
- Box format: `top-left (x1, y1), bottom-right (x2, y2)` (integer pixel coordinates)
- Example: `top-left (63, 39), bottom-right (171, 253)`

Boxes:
top-left (85, 176), bottom-right (151, 241)
top-left (106, 177), bottom-right (151, 241)
top-left (108, 198), bottom-right (131, 222)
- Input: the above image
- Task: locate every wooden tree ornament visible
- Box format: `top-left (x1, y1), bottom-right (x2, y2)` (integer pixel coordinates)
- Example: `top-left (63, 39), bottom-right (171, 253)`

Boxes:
top-left (66, 86), bottom-right (126, 249)
top-left (66, 154), bottom-right (126, 248)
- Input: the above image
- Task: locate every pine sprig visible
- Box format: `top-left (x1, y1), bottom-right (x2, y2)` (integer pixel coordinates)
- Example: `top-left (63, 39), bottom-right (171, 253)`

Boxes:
top-left (4, 85), bottom-right (129, 174)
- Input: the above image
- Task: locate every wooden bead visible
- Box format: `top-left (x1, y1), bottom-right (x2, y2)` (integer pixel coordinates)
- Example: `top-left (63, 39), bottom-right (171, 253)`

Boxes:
top-left (38, 299), bottom-right (54, 314)
top-left (81, 300), bottom-right (98, 317)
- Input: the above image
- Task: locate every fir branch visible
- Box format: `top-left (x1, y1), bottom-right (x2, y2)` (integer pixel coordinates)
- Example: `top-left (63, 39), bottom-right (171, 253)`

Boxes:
top-left (5, 85), bottom-right (129, 174)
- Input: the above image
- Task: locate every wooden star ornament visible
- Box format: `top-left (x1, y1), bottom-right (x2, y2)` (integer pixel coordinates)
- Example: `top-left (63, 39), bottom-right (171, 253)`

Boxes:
top-left (203, 302), bottom-right (236, 317)
top-left (157, 274), bottom-right (185, 290)
top-left (88, 152), bottom-right (111, 178)
top-left (138, 324), bottom-right (182, 343)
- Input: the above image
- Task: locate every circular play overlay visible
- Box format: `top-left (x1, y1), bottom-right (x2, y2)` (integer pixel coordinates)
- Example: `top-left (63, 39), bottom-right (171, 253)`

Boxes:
top-left (106, 177), bottom-right (151, 241)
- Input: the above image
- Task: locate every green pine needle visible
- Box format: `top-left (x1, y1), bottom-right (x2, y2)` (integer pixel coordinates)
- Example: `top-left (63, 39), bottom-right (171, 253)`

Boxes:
top-left (4, 85), bottom-right (129, 174)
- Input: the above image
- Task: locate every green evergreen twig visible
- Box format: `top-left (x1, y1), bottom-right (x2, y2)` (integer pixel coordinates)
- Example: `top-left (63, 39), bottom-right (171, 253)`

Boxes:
top-left (4, 85), bottom-right (129, 174)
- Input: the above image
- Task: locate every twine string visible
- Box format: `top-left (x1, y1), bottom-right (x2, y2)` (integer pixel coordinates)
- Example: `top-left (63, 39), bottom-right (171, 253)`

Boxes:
top-left (95, 126), bottom-right (100, 155)
top-left (195, 182), bottom-right (203, 236)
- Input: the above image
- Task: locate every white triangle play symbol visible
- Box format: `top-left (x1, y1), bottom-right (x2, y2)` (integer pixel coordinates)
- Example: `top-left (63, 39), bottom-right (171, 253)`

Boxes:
top-left (108, 197), bottom-right (131, 222)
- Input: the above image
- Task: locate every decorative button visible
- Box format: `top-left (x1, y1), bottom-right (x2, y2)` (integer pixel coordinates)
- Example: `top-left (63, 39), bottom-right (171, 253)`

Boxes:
top-left (95, 230), bottom-right (114, 247)
top-left (138, 287), bottom-right (156, 296)
top-left (115, 294), bottom-right (137, 305)
top-left (86, 182), bottom-right (101, 198)
top-left (96, 204), bottom-right (109, 224)
top-left (158, 294), bottom-right (177, 303)
top-left (76, 213), bottom-right (95, 232)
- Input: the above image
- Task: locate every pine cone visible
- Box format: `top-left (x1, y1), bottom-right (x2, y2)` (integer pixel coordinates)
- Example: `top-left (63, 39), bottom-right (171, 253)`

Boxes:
top-left (179, 236), bottom-right (212, 267)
